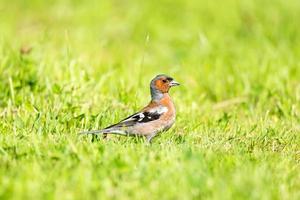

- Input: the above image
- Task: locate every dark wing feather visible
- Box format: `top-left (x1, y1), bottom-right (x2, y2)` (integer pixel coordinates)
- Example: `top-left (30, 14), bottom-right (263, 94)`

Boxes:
top-left (138, 112), bottom-right (161, 122)
top-left (104, 110), bottom-right (162, 129)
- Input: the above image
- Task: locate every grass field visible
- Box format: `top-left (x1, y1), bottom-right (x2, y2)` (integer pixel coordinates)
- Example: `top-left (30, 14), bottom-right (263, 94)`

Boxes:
top-left (0, 0), bottom-right (300, 199)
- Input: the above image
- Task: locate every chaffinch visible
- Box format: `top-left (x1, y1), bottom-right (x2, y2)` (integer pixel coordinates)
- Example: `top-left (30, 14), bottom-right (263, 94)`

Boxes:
top-left (80, 74), bottom-right (180, 142)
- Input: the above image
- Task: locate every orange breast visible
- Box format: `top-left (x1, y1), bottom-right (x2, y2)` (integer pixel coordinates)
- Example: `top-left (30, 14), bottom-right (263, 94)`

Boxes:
top-left (159, 94), bottom-right (176, 121)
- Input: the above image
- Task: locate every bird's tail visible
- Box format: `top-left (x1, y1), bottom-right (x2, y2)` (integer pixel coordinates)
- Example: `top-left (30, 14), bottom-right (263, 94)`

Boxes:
top-left (79, 128), bottom-right (127, 136)
top-left (79, 129), bottom-right (107, 135)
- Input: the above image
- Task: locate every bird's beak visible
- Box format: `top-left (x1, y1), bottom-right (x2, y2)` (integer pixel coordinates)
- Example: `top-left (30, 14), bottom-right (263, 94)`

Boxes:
top-left (169, 80), bottom-right (180, 87)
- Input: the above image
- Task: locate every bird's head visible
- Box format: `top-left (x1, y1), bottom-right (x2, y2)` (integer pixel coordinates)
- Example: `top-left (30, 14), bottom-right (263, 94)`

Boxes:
top-left (150, 74), bottom-right (180, 100)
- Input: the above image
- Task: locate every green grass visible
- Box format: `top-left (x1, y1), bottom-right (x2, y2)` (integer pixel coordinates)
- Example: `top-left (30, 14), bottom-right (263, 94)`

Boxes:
top-left (0, 0), bottom-right (300, 199)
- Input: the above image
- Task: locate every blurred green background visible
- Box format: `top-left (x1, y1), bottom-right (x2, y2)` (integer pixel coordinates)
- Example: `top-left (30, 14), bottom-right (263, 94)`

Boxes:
top-left (0, 0), bottom-right (299, 199)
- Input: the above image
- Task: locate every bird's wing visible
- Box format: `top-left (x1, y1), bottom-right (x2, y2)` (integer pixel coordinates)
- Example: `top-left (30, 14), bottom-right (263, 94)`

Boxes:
top-left (105, 105), bottom-right (168, 129)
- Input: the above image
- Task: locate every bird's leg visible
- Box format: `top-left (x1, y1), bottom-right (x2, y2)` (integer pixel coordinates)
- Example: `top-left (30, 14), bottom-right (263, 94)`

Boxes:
top-left (145, 134), bottom-right (155, 144)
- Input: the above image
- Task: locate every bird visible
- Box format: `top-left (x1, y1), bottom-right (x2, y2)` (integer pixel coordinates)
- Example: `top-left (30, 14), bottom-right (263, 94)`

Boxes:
top-left (80, 74), bottom-right (180, 142)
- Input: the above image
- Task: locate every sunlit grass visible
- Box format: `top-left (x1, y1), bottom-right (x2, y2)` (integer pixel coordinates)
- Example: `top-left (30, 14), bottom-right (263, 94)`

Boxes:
top-left (0, 0), bottom-right (299, 199)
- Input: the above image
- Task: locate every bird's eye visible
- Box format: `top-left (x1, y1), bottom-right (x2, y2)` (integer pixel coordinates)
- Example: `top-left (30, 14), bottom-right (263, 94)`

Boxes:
top-left (162, 79), bottom-right (167, 83)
